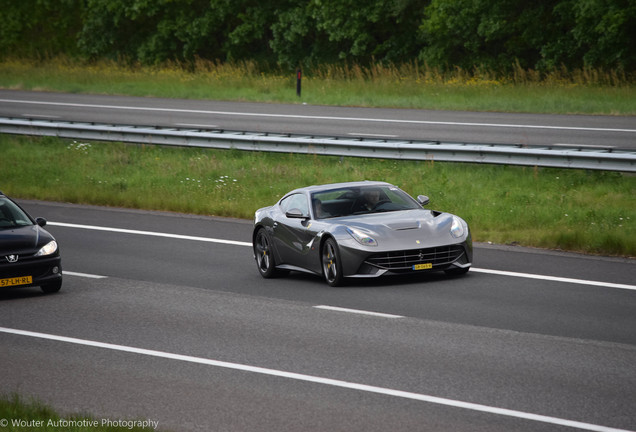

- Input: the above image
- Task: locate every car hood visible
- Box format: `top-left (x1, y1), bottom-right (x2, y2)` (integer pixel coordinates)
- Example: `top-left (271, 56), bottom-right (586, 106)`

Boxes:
top-left (333, 209), bottom-right (464, 249)
top-left (0, 225), bottom-right (53, 254)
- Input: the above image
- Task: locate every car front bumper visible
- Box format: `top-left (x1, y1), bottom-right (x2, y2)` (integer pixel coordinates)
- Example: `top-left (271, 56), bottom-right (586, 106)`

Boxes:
top-left (339, 240), bottom-right (472, 278)
top-left (0, 255), bottom-right (62, 289)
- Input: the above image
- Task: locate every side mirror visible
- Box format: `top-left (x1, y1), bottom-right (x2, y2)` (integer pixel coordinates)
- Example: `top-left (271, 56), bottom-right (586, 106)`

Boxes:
top-left (285, 208), bottom-right (308, 219)
top-left (36, 217), bottom-right (47, 227)
top-left (417, 195), bottom-right (430, 206)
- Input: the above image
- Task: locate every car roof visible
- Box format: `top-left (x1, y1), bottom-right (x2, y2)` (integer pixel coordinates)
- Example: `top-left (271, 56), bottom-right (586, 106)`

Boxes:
top-left (288, 181), bottom-right (393, 195)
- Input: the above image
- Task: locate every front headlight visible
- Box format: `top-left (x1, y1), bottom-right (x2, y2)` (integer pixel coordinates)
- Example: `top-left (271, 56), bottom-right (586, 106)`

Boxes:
top-left (36, 240), bottom-right (58, 256)
top-left (346, 227), bottom-right (378, 246)
top-left (450, 217), bottom-right (465, 239)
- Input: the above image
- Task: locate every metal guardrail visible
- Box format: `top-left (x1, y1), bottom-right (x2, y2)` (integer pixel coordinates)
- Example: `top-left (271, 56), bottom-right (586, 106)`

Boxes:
top-left (1, 117), bottom-right (635, 172)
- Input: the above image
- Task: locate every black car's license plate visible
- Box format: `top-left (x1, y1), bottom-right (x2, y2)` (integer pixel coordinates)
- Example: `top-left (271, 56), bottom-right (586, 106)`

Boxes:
top-left (0, 276), bottom-right (33, 287)
top-left (412, 263), bottom-right (433, 271)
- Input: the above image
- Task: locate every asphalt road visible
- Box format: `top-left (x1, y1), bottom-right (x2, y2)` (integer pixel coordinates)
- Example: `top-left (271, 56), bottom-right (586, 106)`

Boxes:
top-left (1, 200), bottom-right (635, 432)
top-left (1, 89), bottom-right (635, 149)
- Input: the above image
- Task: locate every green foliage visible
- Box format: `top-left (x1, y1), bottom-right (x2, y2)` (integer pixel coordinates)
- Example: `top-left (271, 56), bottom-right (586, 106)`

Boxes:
top-left (0, 0), bottom-right (633, 72)
top-left (308, 0), bottom-right (427, 64)
top-left (0, 0), bottom-right (83, 58)
top-left (539, 0), bottom-right (636, 71)
top-left (572, 0), bottom-right (636, 70)
top-left (78, 0), bottom-right (226, 63)
top-left (419, 0), bottom-right (636, 72)
top-left (270, 0), bottom-right (429, 68)
top-left (77, 0), bottom-right (285, 64)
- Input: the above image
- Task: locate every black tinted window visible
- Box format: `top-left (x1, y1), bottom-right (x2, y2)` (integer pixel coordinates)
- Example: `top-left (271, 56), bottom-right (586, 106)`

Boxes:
top-left (0, 198), bottom-right (33, 228)
top-left (311, 185), bottom-right (420, 218)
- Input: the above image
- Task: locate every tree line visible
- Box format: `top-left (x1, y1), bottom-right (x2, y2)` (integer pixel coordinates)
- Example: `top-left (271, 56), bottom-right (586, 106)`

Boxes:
top-left (1, 0), bottom-right (634, 73)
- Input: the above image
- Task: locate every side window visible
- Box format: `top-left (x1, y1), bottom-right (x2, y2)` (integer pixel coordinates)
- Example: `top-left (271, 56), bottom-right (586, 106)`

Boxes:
top-left (279, 193), bottom-right (309, 216)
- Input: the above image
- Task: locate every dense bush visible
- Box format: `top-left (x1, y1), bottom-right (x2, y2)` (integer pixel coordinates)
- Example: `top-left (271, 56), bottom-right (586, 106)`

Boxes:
top-left (1, 0), bottom-right (634, 72)
top-left (0, 0), bottom-right (84, 58)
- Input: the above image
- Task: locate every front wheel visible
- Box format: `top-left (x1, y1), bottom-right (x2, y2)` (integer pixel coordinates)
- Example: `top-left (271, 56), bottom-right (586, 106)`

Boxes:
top-left (322, 238), bottom-right (344, 287)
top-left (41, 279), bottom-right (62, 294)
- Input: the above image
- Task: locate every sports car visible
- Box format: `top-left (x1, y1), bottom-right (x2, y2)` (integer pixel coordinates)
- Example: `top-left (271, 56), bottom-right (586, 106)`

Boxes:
top-left (0, 192), bottom-right (62, 293)
top-left (252, 181), bottom-right (472, 286)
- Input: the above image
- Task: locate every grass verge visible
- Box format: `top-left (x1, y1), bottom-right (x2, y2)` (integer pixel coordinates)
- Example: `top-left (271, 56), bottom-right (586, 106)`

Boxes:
top-left (1, 135), bottom-right (634, 257)
top-left (0, 393), bottom-right (162, 431)
top-left (0, 58), bottom-right (635, 114)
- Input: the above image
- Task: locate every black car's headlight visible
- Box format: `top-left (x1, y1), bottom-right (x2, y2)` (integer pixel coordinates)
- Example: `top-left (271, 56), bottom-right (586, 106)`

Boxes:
top-left (450, 216), bottom-right (465, 239)
top-left (346, 227), bottom-right (378, 246)
top-left (35, 240), bottom-right (58, 257)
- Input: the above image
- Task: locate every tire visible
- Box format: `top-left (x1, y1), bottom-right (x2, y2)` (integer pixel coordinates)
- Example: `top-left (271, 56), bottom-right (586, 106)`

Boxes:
top-left (322, 238), bottom-right (344, 287)
top-left (41, 279), bottom-right (62, 294)
top-left (254, 228), bottom-right (277, 278)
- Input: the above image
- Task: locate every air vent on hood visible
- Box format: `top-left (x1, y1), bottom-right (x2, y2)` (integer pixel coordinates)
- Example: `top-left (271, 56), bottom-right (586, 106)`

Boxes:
top-left (387, 220), bottom-right (421, 230)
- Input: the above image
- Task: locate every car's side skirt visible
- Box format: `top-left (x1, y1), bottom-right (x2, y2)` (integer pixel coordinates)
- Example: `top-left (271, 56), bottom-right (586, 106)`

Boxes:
top-left (276, 264), bottom-right (321, 276)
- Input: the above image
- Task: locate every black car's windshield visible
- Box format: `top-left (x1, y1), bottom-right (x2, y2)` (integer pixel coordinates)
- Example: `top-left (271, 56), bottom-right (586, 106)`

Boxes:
top-left (0, 198), bottom-right (34, 229)
top-left (311, 185), bottom-right (421, 219)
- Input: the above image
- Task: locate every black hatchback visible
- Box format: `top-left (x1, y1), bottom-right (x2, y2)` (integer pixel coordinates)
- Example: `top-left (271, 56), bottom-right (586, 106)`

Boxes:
top-left (0, 192), bottom-right (62, 293)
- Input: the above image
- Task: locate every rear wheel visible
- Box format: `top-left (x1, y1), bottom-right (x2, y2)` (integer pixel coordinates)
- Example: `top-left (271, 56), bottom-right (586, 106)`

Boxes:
top-left (322, 238), bottom-right (344, 287)
top-left (254, 228), bottom-right (277, 278)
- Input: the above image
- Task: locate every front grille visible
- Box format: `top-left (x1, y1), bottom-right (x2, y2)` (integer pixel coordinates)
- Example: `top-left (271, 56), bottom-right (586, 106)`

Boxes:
top-left (0, 255), bottom-right (60, 279)
top-left (366, 245), bottom-right (465, 270)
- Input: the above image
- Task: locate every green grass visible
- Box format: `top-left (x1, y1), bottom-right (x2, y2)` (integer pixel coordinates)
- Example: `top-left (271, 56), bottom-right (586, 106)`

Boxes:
top-left (0, 393), bottom-right (163, 431)
top-left (1, 135), bottom-right (634, 257)
top-left (0, 58), bottom-right (635, 114)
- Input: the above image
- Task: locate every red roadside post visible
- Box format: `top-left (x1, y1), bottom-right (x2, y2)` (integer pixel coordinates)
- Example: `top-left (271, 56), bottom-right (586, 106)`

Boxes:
top-left (296, 68), bottom-right (302, 97)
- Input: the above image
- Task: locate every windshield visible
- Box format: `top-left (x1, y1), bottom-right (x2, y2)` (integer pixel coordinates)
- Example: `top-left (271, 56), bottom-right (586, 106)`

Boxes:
top-left (0, 198), bottom-right (34, 229)
top-left (311, 185), bottom-right (421, 219)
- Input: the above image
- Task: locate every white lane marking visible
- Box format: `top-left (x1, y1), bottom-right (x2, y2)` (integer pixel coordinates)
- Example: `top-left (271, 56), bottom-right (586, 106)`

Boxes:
top-left (314, 305), bottom-right (403, 318)
top-left (49, 222), bottom-right (634, 291)
top-left (175, 123), bottom-right (219, 128)
top-left (22, 114), bottom-right (61, 119)
top-left (0, 327), bottom-right (631, 432)
top-left (553, 143), bottom-right (616, 149)
top-left (471, 268), bottom-right (636, 292)
top-left (48, 222), bottom-right (252, 247)
top-left (64, 271), bottom-right (107, 279)
top-left (3, 98), bottom-right (634, 134)
top-left (346, 132), bottom-right (399, 138)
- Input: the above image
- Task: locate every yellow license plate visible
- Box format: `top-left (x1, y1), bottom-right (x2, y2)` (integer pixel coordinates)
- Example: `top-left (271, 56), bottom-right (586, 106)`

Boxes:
top-left (0, 276), bottom-right (33, 287)
top-left (413, 263), bottom-right (433, 271)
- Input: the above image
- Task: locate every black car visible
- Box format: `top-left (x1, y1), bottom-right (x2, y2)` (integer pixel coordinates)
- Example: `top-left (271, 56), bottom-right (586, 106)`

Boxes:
top-left (253, 181), bottom-right (472, 286)
top-left (0, 192), bottom-right (62, 293)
